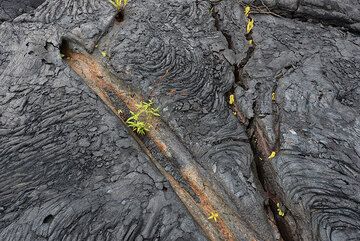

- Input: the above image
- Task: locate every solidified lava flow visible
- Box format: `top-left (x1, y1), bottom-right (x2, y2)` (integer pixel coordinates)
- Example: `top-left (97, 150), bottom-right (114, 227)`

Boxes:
top-left (1, 0), bottom-right (360, 240)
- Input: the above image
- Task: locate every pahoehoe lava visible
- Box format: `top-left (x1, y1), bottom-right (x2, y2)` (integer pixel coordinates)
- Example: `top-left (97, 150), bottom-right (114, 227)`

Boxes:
top-left (1, 0), bottom-right (360, 241)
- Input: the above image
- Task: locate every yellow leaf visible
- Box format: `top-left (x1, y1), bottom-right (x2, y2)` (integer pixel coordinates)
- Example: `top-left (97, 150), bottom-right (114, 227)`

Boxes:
top-left (268, 151), bottom-right (276, 159)
top-left (247, 18), bottom-right (254, 33)
top-left (248, 39), bottom-right (254, 45)
top-left (101, 51), bottom-right (107, 57)
top-left (244, 6), bottom-right (251, 17)
top-left (272, 92), bottom-right (276, 101)
top-left (229, 94), bottom-right (235, 105)
top-left (277, 203), bottom-right (285, 217)
top-left (124, 0), bottom-right (128, 5)
top-left (233, 111), bottom-right (237, 116)
top-left (108, 0), bottom-right (117, 9)
top-left (208, 211), bottom-right (219, 222)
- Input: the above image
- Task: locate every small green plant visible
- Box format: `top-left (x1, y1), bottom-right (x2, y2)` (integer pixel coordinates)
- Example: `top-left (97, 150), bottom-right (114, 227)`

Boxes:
top-left (126, 100), bottom-right (160, 135)
top-left (136, 100), bottom-right (160, 117)
top-left (101, 51), bottom-right (107, 57)
top-left (108, 0), bottom-right (128, 11)
top-left (127, 117), bottom-right (151, 135)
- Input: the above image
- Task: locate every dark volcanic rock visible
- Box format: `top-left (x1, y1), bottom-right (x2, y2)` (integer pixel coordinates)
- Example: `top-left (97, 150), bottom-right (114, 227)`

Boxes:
top-left (102, 0), bottom-right (276, 239)
top-left (1, 0), bottom-right (360, 240)
top-left (0, 0), bottom-right (46, 21)
top-left (252, 0), bottom-right (360, 32)
top-left (0, 1), bottom-right (206, 240)
top-left (235, 13), bottom-right (360, 241)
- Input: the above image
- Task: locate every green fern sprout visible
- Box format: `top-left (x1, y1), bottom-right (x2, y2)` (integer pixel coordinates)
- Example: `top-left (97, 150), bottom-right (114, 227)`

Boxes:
top-left (127, 120), bottom-right (151, 135)
top-left (108, 0), bottom-right (128, 11)
top-left (136, 100), bottom-right (160, 117)
top-left (126, 111), bottom-right (140, 123)
top-left (126, 100), bottom-right (160, 135)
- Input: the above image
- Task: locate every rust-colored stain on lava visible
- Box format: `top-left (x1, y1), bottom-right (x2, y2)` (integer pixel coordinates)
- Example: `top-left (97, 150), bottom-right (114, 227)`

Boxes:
top-left (181, 166), bottom-right (237, 241)
top-left (254, 121), bottom-right (272, 159)
top-left (64, 48), bottom-right (261, 241)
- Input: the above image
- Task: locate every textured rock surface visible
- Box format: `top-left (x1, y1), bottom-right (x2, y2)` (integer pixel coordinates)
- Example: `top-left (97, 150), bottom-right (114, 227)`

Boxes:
top-left (0, 0), bottom-right (45, 21)
top-left (0, 1), bottom-right (206, 240)
top-left (101, 1), bottom-right (275, 239)
top-left (234, 11), bottom-right (360, 241)
top-left (1, 0), bottom-right (360, 240)
top-left (252, 0), bottom-right (360, 31)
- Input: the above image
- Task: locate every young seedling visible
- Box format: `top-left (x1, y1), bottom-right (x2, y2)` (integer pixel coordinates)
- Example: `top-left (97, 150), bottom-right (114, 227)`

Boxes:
top-left (108, 0), bottom-right (128, 12)
top-left (208, 211), bottom-right (219, 222)
top-left (127, 119), bottom-right (151, 135)
top-left (101, 51), bottom-right (107, 57)
top-left (126, 100), bottom-right (160, 135)
top-left (136, 100), bottom-right (160, 117)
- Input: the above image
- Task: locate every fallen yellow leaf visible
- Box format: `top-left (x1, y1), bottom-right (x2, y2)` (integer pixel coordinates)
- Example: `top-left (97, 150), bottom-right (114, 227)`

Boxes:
top-left (244, 6), bottom-right (251, 17)
top-left (247, 18), bottom-right (254, 33)
top-left (208, 211), bottom-right (219, 222)
top-left (272, 92), bottom-right (276, 101)
top-left (277, 203), bottom-right (285, 217)
top-left (268, 151), bottom-right (276, 159)
top-left (229, 94), bottom-right (235, 105)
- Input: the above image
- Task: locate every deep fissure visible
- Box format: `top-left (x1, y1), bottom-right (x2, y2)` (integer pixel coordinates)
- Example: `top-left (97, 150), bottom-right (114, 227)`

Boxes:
top-left (210, 2), bottom-right (296, 240)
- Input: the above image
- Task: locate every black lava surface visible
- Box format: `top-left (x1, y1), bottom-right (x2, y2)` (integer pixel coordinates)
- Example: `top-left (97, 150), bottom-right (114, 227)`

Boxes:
top-left (1, 0), bottom-right (360, 240)
top-left (0, 0), bottom-right (45, 21)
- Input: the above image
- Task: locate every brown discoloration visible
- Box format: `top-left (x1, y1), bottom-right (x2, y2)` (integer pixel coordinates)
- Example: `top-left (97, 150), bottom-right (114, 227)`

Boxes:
top-left (67, 51), bottom-right (146, 117)
top-left (225, 92), bottom-right (248, 125)
top-left (151, 138), bottom-right (170, 157)
top-left (162, 172), bottom-right (221, 241)
top-left (254, 121), bottom-right (272, 159)
top-left (167, 88), bottom-right (177, 96)
top-left (226, 93), bottom-right (271, 159)
top-left (64, 47), bottom-right (265, 241)
top-left (182, 166), bottom-right (261, 241)
top-left (182, 167), bottom-right (236, 241)
top-left (64, 49), bottom-right (228, 240)
top-left (180, 90), bottom-right (189, 96)
top-left (233, 101), bottom-right (248, 124)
